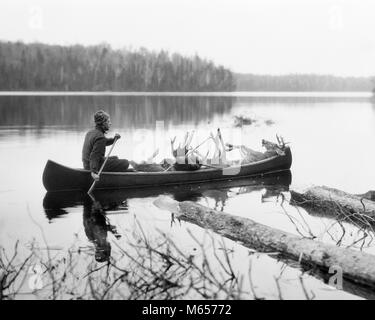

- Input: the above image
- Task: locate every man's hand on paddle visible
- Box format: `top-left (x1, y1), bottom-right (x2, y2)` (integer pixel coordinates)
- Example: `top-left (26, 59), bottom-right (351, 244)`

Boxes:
top-left (114, 133), bottom-right (121, 140)
top-left (91, 172), bottom-right (100, 181)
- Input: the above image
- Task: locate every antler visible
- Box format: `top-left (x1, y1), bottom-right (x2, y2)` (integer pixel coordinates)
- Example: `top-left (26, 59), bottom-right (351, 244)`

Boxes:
top-left (182, 131), bottom-right (189, 148)
top-left (170, 136), bottom-right (176, 146)
top-left (170, 136), bottom-right (177, 157)
top-left (276, 134), bottom-right (282, 146)
top-left (276, 134), bottom-right (288, 148)
top-left (147, 148), bottom-right (159, 162)
top-left (280, 135), bottom-right (286, 146)
top-left (185, 130), bottom-right (195, 149)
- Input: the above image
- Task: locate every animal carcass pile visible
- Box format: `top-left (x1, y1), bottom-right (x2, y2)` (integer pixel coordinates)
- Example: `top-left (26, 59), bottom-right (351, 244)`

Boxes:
top-left (130, 129), bottom-right (289, 172)
top-left (226, 134), bottom-right (289, 164)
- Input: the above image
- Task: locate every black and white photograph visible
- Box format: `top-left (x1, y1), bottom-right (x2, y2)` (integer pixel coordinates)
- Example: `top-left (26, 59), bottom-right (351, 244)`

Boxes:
top-left (1, 0), bottom-right (375, 303)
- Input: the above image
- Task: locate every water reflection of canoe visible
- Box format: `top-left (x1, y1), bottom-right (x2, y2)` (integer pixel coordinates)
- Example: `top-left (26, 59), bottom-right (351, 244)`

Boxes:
top-left (42, 147), bottom-right (292, 192)
top-left (43, 170), bottom-right (291, 220)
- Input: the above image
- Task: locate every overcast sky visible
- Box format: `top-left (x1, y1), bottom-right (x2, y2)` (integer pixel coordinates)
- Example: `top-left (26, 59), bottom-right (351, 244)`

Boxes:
top-left (1, 0), bottom-right (374, 76)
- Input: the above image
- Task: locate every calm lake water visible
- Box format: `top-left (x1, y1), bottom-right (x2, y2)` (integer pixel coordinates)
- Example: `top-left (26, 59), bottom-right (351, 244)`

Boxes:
top-left (1, 93), bottom-right (375, 299)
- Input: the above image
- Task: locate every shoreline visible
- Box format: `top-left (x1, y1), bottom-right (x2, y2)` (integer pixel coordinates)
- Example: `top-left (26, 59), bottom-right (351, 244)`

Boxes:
top-left (0, 91), bottom-right (373, 98)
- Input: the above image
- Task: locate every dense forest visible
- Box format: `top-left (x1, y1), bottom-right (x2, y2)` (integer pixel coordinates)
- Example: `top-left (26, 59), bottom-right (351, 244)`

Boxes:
top-left (0, 41), bottom-right (235, 91)
top-left (0, 41), bottom-right (374, 92)
top-left (236, 73), bottom-right (375, 92)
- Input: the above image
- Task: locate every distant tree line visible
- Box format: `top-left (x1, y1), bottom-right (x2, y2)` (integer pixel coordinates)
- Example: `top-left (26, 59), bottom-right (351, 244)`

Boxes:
top-left (1, 41), bottom-right (374, 92)
top-left (0, 41), bottom-right (235, 91)
top-left (236, 73), bottom-right (374, 92)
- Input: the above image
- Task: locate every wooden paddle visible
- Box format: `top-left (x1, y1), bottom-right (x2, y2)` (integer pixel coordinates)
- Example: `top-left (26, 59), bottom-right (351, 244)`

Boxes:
top-left (87, 136), bottom-right (119, 194)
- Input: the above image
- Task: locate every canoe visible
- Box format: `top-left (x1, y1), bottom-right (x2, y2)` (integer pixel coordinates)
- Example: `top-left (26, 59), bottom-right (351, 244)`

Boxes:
top-left (42, 147), bottom-right (292, 192)
top-left (43, 170), bottom-right (292, 220)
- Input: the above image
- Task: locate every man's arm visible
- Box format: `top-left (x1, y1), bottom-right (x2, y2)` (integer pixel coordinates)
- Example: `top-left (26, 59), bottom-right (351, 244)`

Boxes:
top-left (105, 133), bottom-right (121, 146)
top-left (105, 137), bottom-right (115, 146)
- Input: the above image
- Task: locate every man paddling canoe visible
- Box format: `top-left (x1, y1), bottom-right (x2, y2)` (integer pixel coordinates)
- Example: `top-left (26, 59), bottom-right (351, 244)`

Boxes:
top-left (82, 110), bottom-right (129, 181)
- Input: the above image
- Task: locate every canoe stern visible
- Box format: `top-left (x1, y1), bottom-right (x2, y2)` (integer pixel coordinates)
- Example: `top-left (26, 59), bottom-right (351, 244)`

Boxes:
top-left (43, 160), bottom-right (91, 192)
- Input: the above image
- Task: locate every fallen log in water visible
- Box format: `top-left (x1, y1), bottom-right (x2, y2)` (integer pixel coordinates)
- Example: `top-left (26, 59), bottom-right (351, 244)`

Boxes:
top-left (290, 186), bottom-right (375, 225)
top-left (155, 198), bottom-right (375, 289)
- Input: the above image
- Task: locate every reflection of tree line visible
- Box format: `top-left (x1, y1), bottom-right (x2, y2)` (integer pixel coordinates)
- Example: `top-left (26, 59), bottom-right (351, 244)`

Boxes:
top-left (3, 95), bottom-right (372, 130)
top-left (43, 172), bottom-right (292, 262)
top-left (0, 96), bottom-right (233, 128)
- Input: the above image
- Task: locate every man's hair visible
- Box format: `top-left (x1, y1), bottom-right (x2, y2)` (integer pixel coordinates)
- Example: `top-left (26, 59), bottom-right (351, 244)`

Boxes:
top-left (94, 110), bottom-right (110, 125)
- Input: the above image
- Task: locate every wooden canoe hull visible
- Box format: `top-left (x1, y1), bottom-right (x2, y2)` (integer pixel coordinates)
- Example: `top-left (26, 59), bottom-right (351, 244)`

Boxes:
top-left (42, 147), bottom-right (292, 192)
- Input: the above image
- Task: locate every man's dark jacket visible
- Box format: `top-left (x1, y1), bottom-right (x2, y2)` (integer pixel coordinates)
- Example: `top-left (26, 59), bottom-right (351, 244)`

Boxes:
top-left (82, 127), bottom-right (115, 173)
